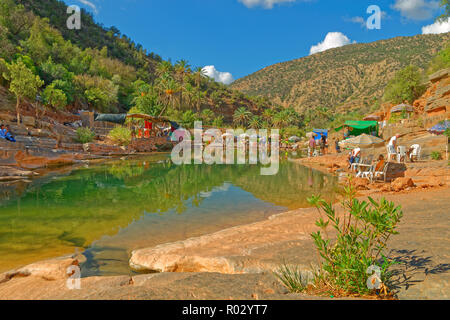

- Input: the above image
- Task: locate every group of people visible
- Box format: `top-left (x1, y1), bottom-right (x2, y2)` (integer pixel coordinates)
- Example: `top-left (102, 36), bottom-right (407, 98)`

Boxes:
top-left (0, 124), bottom-right (15, 142)
top-left (308, 134), bottom-right (328, 157)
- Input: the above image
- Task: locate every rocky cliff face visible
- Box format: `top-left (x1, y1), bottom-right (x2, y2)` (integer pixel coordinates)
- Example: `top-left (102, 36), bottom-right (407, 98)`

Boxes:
top-left (414, 68), bottom-right (450, 116)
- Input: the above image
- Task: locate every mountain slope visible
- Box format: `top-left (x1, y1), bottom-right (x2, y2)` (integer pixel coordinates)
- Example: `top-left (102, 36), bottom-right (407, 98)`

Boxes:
top-left (231, 33), bottom-right (450, 115)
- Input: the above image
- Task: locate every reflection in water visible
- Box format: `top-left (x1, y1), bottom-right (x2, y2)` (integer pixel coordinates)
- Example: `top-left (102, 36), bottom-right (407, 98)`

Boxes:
top-left (0, 154), bottom-right (339, 275)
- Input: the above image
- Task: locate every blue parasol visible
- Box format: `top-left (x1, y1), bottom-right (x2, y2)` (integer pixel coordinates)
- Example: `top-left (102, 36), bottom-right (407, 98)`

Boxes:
top-left (428, 120), bottom-right (450, 135)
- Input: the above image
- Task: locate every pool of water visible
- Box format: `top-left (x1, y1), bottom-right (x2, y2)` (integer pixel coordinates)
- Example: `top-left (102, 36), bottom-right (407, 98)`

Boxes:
top-left (0, 154), bottom-right (339, 276)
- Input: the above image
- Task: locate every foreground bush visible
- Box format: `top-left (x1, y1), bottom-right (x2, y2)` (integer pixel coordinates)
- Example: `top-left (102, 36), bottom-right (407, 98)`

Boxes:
top-left (276, 180), bottom-right (403, 298)
top-left (108, 126), bottom-right (132, 146)
top-left (306, 182), bottom-right (403, 296)
top-left (76, 127), bottom-right (95, 144)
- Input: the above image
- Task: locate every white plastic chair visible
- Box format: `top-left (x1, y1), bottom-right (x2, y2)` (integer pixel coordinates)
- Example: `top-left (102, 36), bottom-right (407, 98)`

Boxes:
top-left (362, 162), bottom-right (390, 182)
top-left (410, 144), bottom-right (421, 162)
top-left (387, 145), bottom-right (396, 162)
top-left (397, 146), bottom-right (407, 163)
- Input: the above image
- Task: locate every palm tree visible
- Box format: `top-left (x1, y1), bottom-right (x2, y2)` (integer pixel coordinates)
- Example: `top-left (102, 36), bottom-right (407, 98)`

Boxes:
top-left (192, 88), bottom-right (206, 112)
top-left (184, 83), bottom-right (195, 110)
top-left (201, 109), bottom-right (214, 125)
top-left (156, 61), bottom-right (173, 77)
top-left (272, 112), bottom-right (288, 128)
top-left (193, 67), bottom-right (206, 89)
top-left (175, 60), bottom-right (191, 109)
top-left (262, 109), bottom-right (275, 126)
top-left (157, 75), bottom-right (179, 116)
top-left (233, 107), bottom-right (252, 128)
top-left (249, 115), bottom-right (263, 129)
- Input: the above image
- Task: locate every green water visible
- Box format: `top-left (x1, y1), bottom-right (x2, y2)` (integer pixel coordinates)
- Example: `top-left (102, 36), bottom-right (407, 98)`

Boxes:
top-left (0, 154), bottom-right (339, 276)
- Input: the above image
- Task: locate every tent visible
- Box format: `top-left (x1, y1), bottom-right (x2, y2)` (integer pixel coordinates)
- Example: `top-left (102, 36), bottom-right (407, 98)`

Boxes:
top-left (313, 129), bottom-right (328, 141)
top-left (335, 120), bottom-right (379, 137)
top-left (94, 113), bottom-right (171, 125)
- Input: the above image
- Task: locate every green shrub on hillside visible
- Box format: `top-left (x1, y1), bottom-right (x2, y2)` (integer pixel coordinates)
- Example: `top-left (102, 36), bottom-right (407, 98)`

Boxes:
top-left (76, 127), bottom-right (95, 144)
top-left (383, 65), bottom-right (426, 104)
top-left (108, 127), bottom-right (132, 146)
top-left (431, 151), bottom-right (442, 160)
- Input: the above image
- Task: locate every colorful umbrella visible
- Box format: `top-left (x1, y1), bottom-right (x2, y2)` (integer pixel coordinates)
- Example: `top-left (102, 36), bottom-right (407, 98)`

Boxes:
top-left (339, 134), bottom-right (385, 149)
top-left (428, 120), bottom-right (450, 135)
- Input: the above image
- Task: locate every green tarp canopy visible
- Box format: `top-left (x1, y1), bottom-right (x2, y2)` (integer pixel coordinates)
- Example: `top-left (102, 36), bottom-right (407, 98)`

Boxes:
top-left (94, 113), bottom-right (127, 124)
top-left (335, 120), bottom-right (379, 137)
top-left (94, 113), bottom-right (171, 125)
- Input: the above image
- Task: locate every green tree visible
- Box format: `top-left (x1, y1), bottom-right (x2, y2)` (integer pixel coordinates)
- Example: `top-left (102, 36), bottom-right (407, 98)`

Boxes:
top-left (233, 107), bottom-right (252, 127)
top-left (383, 65), bottom-right (426, 104)
top-left (249, 115), bottom-right (263, 129)
top-left (181, 110), bottom-right (198, 128)
top-left (129, 82), bottom-right (163, 116)
top-left (427, 42), bottom-right (450, 74)
top-left (175, 59), bottom-right (191, 109)
top-left (273, 112), bottom-right (289, 128)
top-left (212, 116), bottom-right (224, 128)
top-left (3, 60), bottom-right (44, 125)
top-left (42, 83), bottom-right (67, 110)
top-left (201, 109), bottom-right (214, 125)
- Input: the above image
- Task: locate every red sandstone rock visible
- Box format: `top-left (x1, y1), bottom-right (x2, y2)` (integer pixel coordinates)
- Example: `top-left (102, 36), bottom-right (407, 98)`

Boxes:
top-left (352, 177), bottom-right (370, 190)
top-left (391, 177), bottom-right (415, 192)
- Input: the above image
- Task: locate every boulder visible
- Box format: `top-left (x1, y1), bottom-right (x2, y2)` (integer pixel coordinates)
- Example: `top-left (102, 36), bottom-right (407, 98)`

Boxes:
top-left (22, 116), bottom-right (36, 128)
top-left (351, 177), bottom-right (370, 190)
top-left (391, 177), bottom-right (415, 192)
top-left (2, 256), bottom-right (80, 282)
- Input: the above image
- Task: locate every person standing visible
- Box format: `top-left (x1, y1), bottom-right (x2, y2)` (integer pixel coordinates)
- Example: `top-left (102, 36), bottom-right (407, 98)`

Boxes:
top-left (308, 136), bottom-right (316, 157)
top-left (320, 135), bottom-right (327, 155)
top-left (387, 134), bottom-right (399, 161)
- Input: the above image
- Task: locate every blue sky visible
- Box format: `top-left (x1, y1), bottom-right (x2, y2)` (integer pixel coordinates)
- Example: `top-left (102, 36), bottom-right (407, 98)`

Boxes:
top-left (64, 0), bottom-right (448, 82)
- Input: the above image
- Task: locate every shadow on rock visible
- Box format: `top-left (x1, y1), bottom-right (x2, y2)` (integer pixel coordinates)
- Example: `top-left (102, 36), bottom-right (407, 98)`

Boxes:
top-left (386, 249), bottom-right (450, 294)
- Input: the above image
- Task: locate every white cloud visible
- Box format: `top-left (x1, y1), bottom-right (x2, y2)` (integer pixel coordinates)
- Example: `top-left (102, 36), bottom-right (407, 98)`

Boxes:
top-left (392, 0), bottom-right (440, 20)
top-left (422, 18), bottom-right (450, 34)
top-left (202, 66), bottom-right (234, 85)
top-left (346, 11), bottom-right (389, 28)
top-left (347, 16), bottom-right (366, 27)
top-left (77, 0), bottom-right (98, 14)
top-left (309, 32), bottom-right (355, 55)
top-left (238, 0), bottom-right (296, 9)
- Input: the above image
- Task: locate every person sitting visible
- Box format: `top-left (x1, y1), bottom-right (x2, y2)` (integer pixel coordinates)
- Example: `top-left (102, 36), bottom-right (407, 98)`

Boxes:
top-left (6, 126), bottom-right (16, 142)
top-left (335, 139), bottom-right (341, 153)
top-left (0, 124), bottom-right (6, 140)
top-left (1, 125), bottom-right (15, 142)
top-left (374, 155), bottom-right (385, 172)
top-left (348, 147), bottom-right (361, 169)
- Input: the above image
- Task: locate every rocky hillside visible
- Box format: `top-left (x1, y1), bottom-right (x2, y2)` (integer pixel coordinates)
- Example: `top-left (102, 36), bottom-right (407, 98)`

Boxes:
top-left (231, 33), bottom-right (450, 115)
